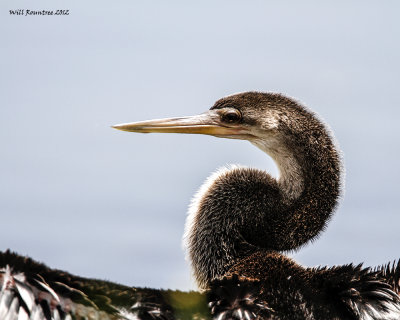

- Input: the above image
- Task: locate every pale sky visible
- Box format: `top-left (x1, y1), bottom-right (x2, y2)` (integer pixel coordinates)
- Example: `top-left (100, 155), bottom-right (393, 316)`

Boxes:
top-left (1, 0), bottom-right (399, 290)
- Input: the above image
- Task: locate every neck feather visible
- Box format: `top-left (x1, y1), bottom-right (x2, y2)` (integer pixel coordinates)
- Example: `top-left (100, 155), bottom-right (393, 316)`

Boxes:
top-left (185, 120), bottom-right (342, 289)
top-left (251, 138), bottom-right (305, 202)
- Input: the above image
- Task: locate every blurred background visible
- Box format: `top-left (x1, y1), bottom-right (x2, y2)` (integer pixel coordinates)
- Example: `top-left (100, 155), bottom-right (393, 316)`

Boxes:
top-left (1, 1), bottom-right (399, 290)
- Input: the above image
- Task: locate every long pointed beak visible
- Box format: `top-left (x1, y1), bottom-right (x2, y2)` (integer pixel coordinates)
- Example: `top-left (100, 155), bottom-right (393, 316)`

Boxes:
top-left (112, 111), bottom-right (249, 138)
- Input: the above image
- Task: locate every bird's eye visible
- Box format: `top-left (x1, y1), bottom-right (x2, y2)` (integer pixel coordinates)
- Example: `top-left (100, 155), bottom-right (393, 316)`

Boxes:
top-left (221, 109), bottom-right (242, 124)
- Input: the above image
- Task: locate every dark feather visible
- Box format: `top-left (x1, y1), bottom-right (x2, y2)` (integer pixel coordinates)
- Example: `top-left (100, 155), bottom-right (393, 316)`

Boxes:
top-left (208, 274), bottom-right (272, 320)
top-left (375, 260), bottom-right (400, 294)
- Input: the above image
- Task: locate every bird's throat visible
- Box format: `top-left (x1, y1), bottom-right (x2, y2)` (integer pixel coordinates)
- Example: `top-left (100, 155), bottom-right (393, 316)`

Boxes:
top-left (251, 138), bottom-right (305, 203)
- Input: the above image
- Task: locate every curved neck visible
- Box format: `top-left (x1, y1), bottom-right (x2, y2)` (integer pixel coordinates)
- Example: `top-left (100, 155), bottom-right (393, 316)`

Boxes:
top-left (252, 138), bottom-right (305, 202)
top-left (253, 132), bottom-right (341, 250)
top-left (185, 125), bottom-right (341, 289)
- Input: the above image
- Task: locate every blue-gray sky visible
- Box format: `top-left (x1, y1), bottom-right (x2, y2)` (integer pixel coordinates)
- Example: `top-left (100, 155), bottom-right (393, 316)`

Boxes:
top-left (1, 1), bottom-right (399, 290)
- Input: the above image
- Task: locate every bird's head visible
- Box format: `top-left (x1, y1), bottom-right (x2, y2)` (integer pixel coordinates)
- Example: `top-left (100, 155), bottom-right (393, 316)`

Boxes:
top-left (112, 92), bottom-right (308, 147)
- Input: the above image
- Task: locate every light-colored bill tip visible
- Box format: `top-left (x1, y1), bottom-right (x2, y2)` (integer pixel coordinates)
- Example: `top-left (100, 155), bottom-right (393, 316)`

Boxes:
top-left (112, 124), bottom-right (129, 131)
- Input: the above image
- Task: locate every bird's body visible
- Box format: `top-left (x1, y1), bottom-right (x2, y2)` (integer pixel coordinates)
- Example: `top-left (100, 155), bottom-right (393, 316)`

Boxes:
top-left (1, 92), bottom-right (399, 319)
top-left (1, 250), bottom-right (399, 319)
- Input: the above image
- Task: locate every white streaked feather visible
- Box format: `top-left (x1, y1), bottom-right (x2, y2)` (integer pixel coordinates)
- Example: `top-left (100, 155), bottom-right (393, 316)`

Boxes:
top-left (358, 299), bottom-right (400, 320)
top-left (0, 268), bottom-right (16, 319)
top-left (14, 281), bottom-right (35, 313)
top-left (216, 310), bottom-right (226, 320)
top-left (4, 297), bottom-right (18, 320)
top-left (33, 278), bottom-right (60, 303)
top-left (17, 307), bottom-right (29, 320)
top-left (118, 307), bottom-right (140, 320)
top-left (31, 306), bottom-right (45, 320)
top-left (53, 309), bottom-right (61, 320)
top-left (1, 264), bottom-right (127, 320)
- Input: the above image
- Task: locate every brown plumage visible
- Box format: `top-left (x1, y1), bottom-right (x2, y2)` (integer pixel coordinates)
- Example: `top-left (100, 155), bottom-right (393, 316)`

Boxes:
top-left (186, 92), bottom-right (341, 288)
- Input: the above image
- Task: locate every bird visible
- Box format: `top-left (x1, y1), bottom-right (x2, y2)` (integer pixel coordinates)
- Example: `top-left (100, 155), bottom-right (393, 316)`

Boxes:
top-left (1, 91), bottom-right (399, 320)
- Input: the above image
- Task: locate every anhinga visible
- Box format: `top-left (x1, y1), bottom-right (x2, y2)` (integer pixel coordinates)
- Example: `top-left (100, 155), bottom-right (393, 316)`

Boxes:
top-left (1, 92), bottom-right (399, 320)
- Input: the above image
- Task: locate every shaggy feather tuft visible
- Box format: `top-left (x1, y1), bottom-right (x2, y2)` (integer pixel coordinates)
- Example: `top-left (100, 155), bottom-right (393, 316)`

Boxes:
top-left (208, 275), bottom-right (272, 320)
